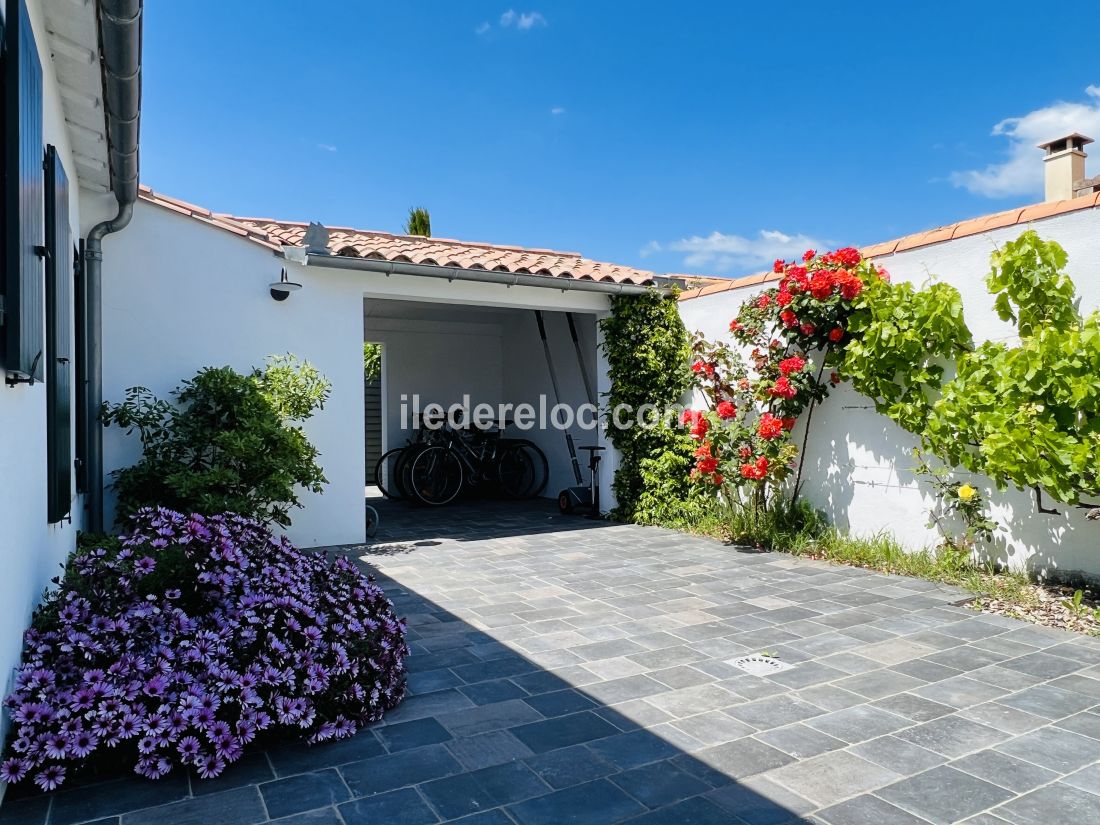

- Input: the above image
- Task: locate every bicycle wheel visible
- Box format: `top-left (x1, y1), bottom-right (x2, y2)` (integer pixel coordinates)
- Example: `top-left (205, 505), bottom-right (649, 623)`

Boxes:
top-left (396, 442), bottom-right (424, 501)
top-left (496, 443), bottom-right (537, 499)
top-left (504, 439), bottom-right (550, 498)
top-left (374, 447), bottom-right (406, 500)
top-left (408, 446), bottom-right (464, 506)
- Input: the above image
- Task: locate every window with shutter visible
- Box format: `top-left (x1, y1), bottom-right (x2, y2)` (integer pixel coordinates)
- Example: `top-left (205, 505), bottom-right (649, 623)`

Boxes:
top-left (45, 145), bottom-right (72, 523)
top-left (2, 0), bottom-right (44, 384)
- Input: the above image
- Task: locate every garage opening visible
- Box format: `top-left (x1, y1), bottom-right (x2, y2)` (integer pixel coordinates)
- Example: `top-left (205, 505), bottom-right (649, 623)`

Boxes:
top-left (363, 298), bottom-right (600, 508)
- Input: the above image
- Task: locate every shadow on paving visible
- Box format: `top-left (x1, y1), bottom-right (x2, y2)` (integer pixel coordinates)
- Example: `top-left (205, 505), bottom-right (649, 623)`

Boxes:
top-left (0, 498), bottom-right (805, 825)
top-left (7, 497), bottom-right (1100, 825)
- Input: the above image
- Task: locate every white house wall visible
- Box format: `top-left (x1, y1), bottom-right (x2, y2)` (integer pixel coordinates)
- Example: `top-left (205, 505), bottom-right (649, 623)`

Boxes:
top-left (98, 201), bottom-right (367, 549)
top-left (679, 207), bottom-right (1100, 579)
top-left (0, 0), bottom-right (88, 768)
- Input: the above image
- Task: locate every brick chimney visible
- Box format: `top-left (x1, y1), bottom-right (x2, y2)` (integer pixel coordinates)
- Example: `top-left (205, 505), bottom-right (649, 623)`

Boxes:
top-left (1037, 133), bottom-right (1093, 201)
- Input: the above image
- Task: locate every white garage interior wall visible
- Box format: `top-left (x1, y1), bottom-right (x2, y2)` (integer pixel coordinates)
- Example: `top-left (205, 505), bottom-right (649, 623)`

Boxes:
top-left (364, 299), bottom-right (601, 502)
top-left (679, 208), bottom-right (1100, 580)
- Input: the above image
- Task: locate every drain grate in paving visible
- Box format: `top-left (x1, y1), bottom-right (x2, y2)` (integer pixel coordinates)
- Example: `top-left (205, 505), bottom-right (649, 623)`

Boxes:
top-left (728, 654), bottom-right (795, 676)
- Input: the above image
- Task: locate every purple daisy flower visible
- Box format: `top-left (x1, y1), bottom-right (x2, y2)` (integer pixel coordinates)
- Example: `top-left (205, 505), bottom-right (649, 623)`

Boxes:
top-left (0, 758), bottom-right (29, 784)
top-left (34, 764), bottom-right (66, 791)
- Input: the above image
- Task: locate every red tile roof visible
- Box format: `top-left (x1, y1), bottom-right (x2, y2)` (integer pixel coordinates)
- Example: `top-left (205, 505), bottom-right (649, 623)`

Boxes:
top-left (137, 186), bottom-right (659, 286)
top-left (678, 193), bottom-right (1100, 301)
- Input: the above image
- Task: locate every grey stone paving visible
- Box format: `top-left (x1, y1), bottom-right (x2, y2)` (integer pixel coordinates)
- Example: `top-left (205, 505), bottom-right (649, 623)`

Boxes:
top-left (4, 499), bottom-right (1100, 824)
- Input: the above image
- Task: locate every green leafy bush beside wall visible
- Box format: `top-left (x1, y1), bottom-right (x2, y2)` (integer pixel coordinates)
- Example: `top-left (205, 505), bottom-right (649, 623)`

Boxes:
top-left (103, 355), bottom-right (331, 527)
top-left (925, 231), bottom-right (1100, 505)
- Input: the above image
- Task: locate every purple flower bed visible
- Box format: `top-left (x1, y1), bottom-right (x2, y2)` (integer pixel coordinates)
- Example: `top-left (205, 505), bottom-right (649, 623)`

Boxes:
top-left (1, 509), bottom-right (408, 791)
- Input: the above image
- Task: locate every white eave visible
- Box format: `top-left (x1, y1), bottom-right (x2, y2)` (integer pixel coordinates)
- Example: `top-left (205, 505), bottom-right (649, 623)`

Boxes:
top-left (43, 0), bottom-right (110, 192)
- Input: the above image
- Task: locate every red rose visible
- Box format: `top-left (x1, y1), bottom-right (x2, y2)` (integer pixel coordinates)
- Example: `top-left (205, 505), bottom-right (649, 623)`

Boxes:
top-left (769, 376), bottom-right (797, 399)
top-left (835, 247), bottom-right (861, 267)
top-left (781, 417), bottom-right (797, 431)
top-left (828, 327), bottom-right (845, 343)
top-left (877, 266), bottom-right (891, 283)
top-left (780, 310), bottom-right (797, 328)
top-left (773, 258), bottom-right (785, 274)
top-left (757, 413), bottom-right (784, 440)
top-left (830, 371), bottom-right (841, 385)
top-left (776, 288), bottom-right (792, 307)
top-left (739, 445), bottom-right (752, 458)
top-left (802, 249), bottom-right (816, 262)
top-left (757, 293), bottom-right (771, 309)
top-left (716, 400), bottom-right (736, 420)
top-left (691, 416), bottom-right (709, 440)
top-left (800, 322), bottom-right (816, 336)
top-left (697, 455), bottom-right (719, 475)
top-left (681, 409), bottom-right (696, 425)
top-left (691, 361), bottom-right (705, 373)
top-left (729, 319), bottom-right (742, 332)
top-left (739, 456), bottom-right (770, 480)
top-left (809, 271), bottom-right (835, 300)
top-left (712, 473), bottom-right (723, 485)
top-left (778, 356), bottom-right (805, 376)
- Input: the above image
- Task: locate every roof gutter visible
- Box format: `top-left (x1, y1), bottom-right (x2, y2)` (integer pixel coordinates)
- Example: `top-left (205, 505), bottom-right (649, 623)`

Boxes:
top-left (85, 0), bottom-right (143, 532)
top-left (301, 253), bottom-right (682, 296)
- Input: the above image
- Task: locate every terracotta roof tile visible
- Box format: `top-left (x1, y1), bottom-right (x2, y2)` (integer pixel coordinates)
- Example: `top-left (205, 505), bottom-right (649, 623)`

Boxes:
top-left (186, 208), bottom-right (660, 287)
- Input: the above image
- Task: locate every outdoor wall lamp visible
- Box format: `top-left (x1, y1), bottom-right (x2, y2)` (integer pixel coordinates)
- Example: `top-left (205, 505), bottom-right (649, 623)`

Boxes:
top-left (269, 268), bottom-right (302, 301)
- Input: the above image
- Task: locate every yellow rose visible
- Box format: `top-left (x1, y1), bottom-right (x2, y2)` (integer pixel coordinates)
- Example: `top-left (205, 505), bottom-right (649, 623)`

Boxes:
top-left (957, 484), bottom-right (977, 502)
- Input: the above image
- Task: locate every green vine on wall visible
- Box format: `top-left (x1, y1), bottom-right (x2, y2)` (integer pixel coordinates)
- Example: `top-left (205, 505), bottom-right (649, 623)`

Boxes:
top-left (599, 290), bottom-right (700, 523)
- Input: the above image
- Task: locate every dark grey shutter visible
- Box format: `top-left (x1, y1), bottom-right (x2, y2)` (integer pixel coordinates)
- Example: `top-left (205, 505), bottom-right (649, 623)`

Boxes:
top-left (2, 0), bottom-right (44, 382)
top-left (74, 239), bottom-right (87, 493)
top-left (45, 145), bottom-right (72, 523)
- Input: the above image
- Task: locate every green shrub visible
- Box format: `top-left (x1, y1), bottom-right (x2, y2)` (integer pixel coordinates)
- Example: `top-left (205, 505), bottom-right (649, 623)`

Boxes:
top-left (599, 290), bottom-right (692, 520)
top-left (103, 355), bottom-right (330, 527)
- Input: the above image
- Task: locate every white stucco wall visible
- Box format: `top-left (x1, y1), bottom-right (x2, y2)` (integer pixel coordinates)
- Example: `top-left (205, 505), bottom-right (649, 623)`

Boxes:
top-left (98, 201), bottom-right (366, 548)
top-left (679, 207), bottom-right (1100, 579)
top-left (0, 0), bottom-right (88, 772)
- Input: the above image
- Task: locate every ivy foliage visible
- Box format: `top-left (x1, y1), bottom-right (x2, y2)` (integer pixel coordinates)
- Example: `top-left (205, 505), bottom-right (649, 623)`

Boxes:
top-left (103, 355), bottom-right (330, 527)
top-left (925, 231), bottom-right (1100, 504)
top-left (840, 274), bottom-right (972, 432)
top-left (364, 342), bottom-right (382, 380)
top-left (599, 290), bottom-right (695, 521)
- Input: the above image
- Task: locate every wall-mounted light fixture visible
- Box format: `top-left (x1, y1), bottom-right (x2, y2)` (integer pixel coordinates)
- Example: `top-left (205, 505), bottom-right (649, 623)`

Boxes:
top-left (269, 268), bottom-right (302, 301)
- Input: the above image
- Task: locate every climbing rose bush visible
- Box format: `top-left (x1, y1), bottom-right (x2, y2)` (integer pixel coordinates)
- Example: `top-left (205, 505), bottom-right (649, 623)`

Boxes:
top-left (1, 509), bottom-right (408, 791)
top-left (683, 248), bottom-right (887, 508)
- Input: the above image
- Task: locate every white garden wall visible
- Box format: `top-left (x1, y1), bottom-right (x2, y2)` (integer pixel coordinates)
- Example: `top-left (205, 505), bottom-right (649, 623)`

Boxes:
top-left (0, 0), bottom-right (89, 767)
top-left (679, 207), bottom-right (1100, 580)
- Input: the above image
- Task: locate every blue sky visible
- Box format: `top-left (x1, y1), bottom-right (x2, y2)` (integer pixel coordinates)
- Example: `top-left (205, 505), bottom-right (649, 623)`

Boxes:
top-left (142, 1), bottom-right (1100, 277)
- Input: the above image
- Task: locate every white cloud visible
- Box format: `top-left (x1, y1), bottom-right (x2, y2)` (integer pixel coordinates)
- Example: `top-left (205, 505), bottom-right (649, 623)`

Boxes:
top-left (950, 85), bottom-right (1100, 198)
top-left (475, 21), bottom-right (490, 35)
top-left (550, 106), bottom-right (566, 115)
top-left (500, 9), bottom-right (546, 29)
top-left (317, 143), bottom-right (337, 153)
top-left (656, 229), bottom-right (825, 273)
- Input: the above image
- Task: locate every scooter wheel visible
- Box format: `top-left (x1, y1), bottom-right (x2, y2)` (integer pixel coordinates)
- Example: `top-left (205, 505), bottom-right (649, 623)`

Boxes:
top-left (558, 491), bottom-right (574, 514)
